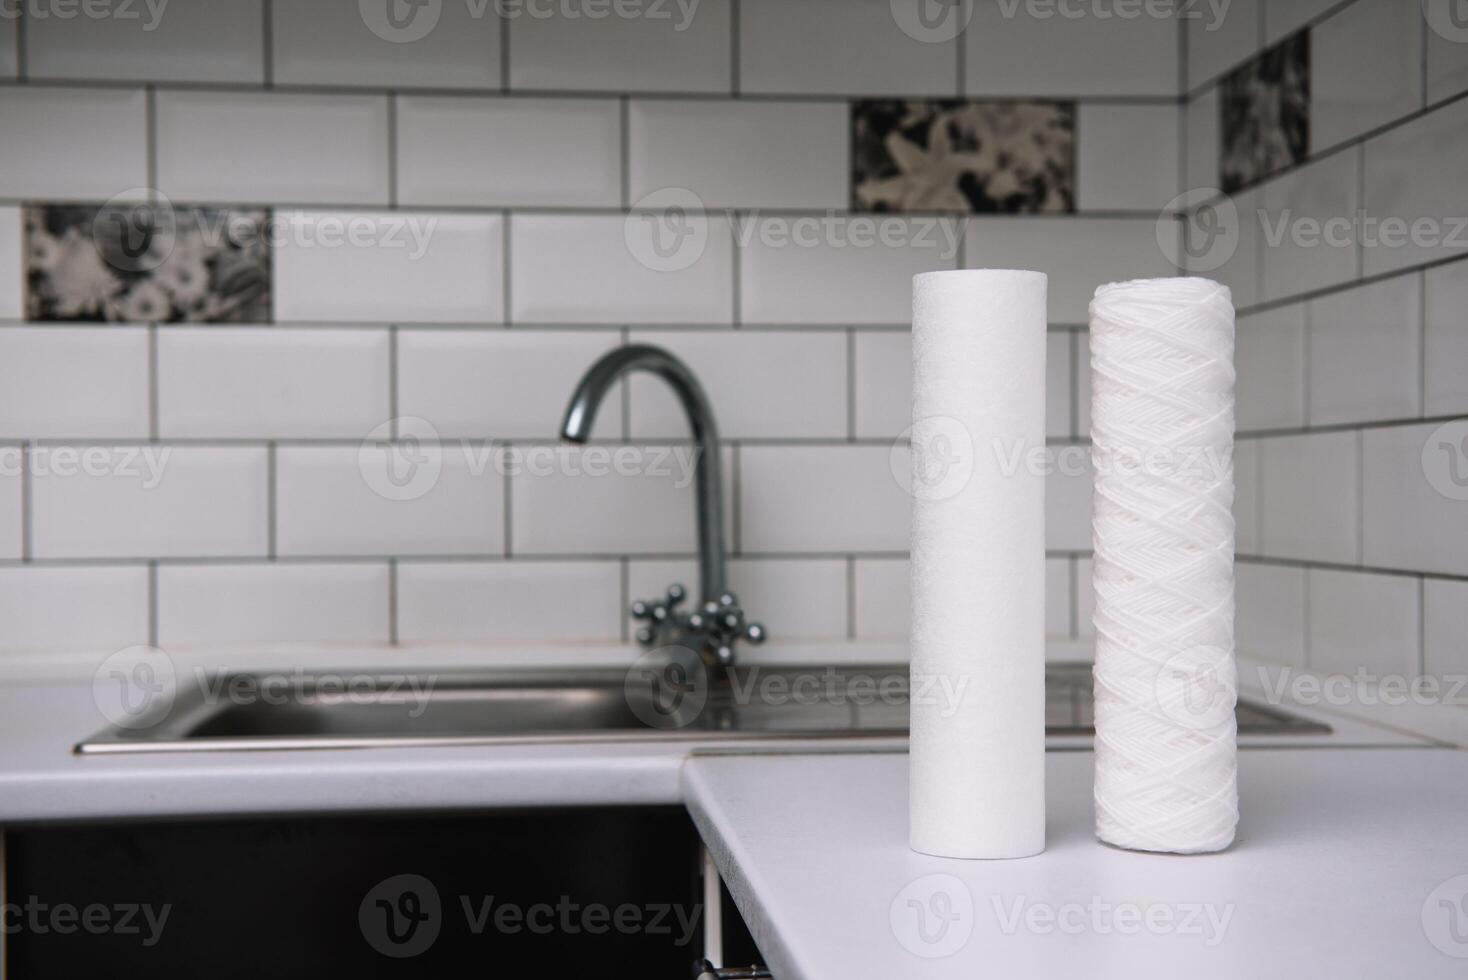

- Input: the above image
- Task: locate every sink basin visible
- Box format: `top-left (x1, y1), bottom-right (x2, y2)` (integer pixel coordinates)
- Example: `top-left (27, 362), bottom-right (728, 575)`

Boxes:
top-left (76, 662), bottom-right (1328, 754)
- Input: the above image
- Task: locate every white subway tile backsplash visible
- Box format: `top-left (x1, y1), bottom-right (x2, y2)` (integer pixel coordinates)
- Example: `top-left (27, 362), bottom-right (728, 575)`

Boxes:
top-left (1362, 97), bottom-right (1468, 277)
top-left (1363, 423), bottom-right (1468, 577)
top-left (1047, 449), bottom-right (1094, 552)
top-left (0, 447), bottom-right (20, 559)
top-left (1235, 304), bottom-right (1305, 431)
top-left (1045, 558), bottom-right (1071, 637)
top-left (1196, 186), bottom-right (1261, 310)
top-left (509, 445), bottom-right (732, 555)
top-left (1236, 562), bottom-right (1306, 666)
top-left (1077, 104), bottom-right (1180, 211)
top-left (967, 218), bottom-right (1173, 324)
top-left (1264, 0), bottom-right (1339, 44)
top-left (1047, 332), bottom-right (1073, 440)
top-left (966, 1), bottom-right (1178, 96)
top-left (0, 15), bottom-right (15, 78)
top-left (1426, 8), bottom-right (1468, 103)
top-left (157, 563), bottom-right (390, 647)
top-left (741, 217), bottom-right (957, 325)
top-left (0, 207), bottom-right (20, 320)
top-left (0, 327), bottom-right (149, 438)
top-left (1310, 0), bottom-right (1422, 153)
top-left (1075, 556), bottom-right (1095, 639)
top-left (740, 445), bottom-right (907, 553)
top-left (271, 1), bottom-right (500, 89)
top-left (1258, 149), bottom-right (1360, 304)
top-left (852, 557), bottom-right (908, 640)
top-left (1185, 88), bottom-right (1220, 192)
top-left (155, 91), bottom-right (390, 206)
top-left (276, 446), bottom-right (504, 557)
top-left (1075, 331), bottom-right (1093, 437)
top-left (1235, 438), bottom-right (1260, 554)
top-left (628, 330), bottom-right (846, 439)
top-left (30, 446), bottom-right (269, 559)
top-left (0, 86), bottom-right (148, 200)
top-left (1307, 274), bottom-right (1422, 426)
top-left (0, 566), bottom-right (150, 653)
top-left (274, 211), bottom-right (504, 324)
top-left (398, 329), bottom-right (623, 439)
top-left (1258, 431), bottom-right (1359, 564)
top-left (397, 560), bottom-right (622, 644)
top-left (628, 556), bottom-right (849, 641)
top-left (741, 0), bottom-right (955, 96)
top-left (1423, 579), bottom-right (1468, 679)
top-left (1307, 568), bottom-right (1420, 677)
top-left (853, 331), bottom-right (910, 440)
top-left (628, 100), bottom-right (846, 210)
top-left (26, 0), bottom-right (263, 83)
top-left (1187, 0), bottom-right (1261, 90)
top-left (511, 214), bottom-right (733, 324)
top-left (1425, 261), bottom-right (1468, 416)
top-left (397, 96), bottom-right (621, 208)
top-left (157, 327), bottom-right (390, 439)
top-left (509, 0), bottom-right (730, 93)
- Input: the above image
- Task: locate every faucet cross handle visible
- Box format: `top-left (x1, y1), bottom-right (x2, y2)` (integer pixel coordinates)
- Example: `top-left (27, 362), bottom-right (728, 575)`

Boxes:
top-left (630, 584), bottom-right (766, 666)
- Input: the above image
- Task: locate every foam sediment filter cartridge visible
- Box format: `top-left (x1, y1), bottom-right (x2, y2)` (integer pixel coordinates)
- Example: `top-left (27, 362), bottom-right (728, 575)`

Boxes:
top-left (1089, 277), bottom-right (1239, 855)
top-left (909, 269), bottom-right (1047, 860)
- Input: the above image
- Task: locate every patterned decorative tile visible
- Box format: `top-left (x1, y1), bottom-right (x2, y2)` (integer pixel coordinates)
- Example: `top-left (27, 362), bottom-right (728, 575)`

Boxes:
top-left (1220, 33), bottom-right (1310, 194)
top-left (852, 99), bottom-right (1075, 214)
top-left (24, 202), bottom-right (271, 323)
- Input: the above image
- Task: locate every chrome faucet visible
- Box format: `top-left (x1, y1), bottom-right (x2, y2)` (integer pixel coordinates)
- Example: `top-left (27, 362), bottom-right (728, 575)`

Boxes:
top-left (561, 345), bottom-right (765, 666)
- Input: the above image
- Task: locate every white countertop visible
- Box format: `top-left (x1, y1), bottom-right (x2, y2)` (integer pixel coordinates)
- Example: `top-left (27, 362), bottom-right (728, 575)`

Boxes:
top-left (683, 749), bottom-right (1468, 980)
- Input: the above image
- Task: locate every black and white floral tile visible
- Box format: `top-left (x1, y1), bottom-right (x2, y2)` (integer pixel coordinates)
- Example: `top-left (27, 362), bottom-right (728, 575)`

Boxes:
top-left (851, 99), bottom-right (1076, 214)
top-left (24, 202), bottom-right (271, 323)
top-left (1220, 31), bottom-right (1310, 195)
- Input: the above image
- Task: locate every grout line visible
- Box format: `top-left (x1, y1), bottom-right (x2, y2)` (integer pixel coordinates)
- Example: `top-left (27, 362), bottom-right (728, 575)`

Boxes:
top-left (619, 556), bottom-right (630, 643)
top-left (846, 328), bottom-right (856, 442)
top-left (1068, 329), bottom-right (1080, 438)
top-left (266, 442), bottom-right (277, 560)
top-left (730, 443), bottom-right (741, 556)
top-left (1301, 298), bottom-right (1313, 426)
top-left (845, 555), bottom-right (856, 640)
top-left (18, 442), bottom-right (30, 562)
top-left (619, 326), bottom-right (631, 441)
top-left (1418, 270), bottom-right (1428, 416)
top-left (619, 95), bottom-right (630, 208)
top-left (501, 211), bottom-right (512, 325)
top-left (147, 324), bottom-right (160, 441)
top-left (1417, 576), bottom-right (1426, 678)
top-left (1302, 565), bottom-right (1312, 669)
top-left (729, 0), bottom-right (739, 95)
top-left (387, 94), bottom-right (399, 208)
top-left (1068, 556), bottom-right (1079, 639)
top-left (147, 560), bottom-right (158, 646)
top-left (730, 222), bottom-right (741, 326)
top-left (14, 1), bottom-right (26, 80)
top-left (502, 441), bottom-right (513, 558)
top-left (499, 4), bottom-right (510, 91)
top-left (261, 0), bottom-right (274, 87)
top-left (388, 558), bottom-right (399, 645)
top-left (953, 17), bottom-right (964, 97)
top-left (1354, 428), bottom-right (1365, 564)
top-left (387, 325), bottom-right (399, 436)
top-left (144, 85), bottom-right (158, 194)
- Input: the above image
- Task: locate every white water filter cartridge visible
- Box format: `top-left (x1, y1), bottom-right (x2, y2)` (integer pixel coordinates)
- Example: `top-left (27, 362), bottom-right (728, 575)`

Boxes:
top-left (1090, 277), bottom-right (1239, 855)
top-left (909, 269), bottom-right (1047, 860)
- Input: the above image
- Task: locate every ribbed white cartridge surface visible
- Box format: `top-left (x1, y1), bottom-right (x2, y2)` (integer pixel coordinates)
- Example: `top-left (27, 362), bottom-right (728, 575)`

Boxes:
top-left (908, 269), bottom-right (1047, 860)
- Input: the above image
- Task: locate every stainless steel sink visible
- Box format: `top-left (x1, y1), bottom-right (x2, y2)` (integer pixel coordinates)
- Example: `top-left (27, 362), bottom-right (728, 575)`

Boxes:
top-left (76, 662), bottom-right (1328, 754)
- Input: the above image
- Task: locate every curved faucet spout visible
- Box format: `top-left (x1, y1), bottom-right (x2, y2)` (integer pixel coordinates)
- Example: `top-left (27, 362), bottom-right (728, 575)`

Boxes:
top-left (560, 345), bottom-right (726, 603)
